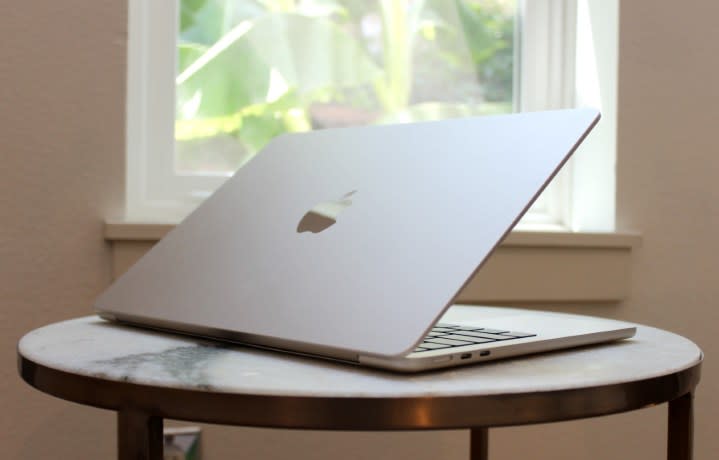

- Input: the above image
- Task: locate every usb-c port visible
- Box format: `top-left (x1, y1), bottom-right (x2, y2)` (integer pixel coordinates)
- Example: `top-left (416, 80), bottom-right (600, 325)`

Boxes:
top-left (479, 350), bottom-right (490, 357)
top-left (460, 353), bottom-right (472, 360)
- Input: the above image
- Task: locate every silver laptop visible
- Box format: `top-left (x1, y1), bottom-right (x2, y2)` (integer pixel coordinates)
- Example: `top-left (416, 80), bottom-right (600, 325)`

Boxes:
top-left (96, 108), bottom-right (635, 372)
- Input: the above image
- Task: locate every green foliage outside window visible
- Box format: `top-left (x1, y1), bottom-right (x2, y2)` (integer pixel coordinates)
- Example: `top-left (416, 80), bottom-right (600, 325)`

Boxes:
top-left (176, 0), bottom-right (515, 172)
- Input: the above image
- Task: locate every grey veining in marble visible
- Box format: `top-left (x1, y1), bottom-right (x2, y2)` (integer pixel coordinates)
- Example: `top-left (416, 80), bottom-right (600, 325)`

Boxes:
top-left (19, 307), bottom-right (702, 398)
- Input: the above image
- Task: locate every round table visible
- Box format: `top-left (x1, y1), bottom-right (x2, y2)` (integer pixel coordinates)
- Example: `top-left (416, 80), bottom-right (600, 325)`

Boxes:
top-left (18, 311), bottom-right (702, 460)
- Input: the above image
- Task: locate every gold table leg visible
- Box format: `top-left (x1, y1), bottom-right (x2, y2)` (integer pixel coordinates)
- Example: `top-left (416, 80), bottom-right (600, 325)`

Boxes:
top-left (118, 411), bottom-right (163, 460)
top-left (668, 392), bottom-right (694, 460)
top-left (470, 428), bottom-right (488, 460)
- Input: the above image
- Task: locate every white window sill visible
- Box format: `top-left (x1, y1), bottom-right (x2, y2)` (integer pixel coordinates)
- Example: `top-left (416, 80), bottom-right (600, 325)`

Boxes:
top-left (105, 221), bottom-right (640, 304)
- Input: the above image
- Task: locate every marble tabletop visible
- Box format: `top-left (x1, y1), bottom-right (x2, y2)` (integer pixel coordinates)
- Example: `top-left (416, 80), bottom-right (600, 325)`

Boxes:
top-left (19, 307), bottom-right (702, 399)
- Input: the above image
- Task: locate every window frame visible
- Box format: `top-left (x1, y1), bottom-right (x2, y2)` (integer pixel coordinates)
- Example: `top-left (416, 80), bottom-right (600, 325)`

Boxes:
top-left (126, 0), bottom-right (604, 230)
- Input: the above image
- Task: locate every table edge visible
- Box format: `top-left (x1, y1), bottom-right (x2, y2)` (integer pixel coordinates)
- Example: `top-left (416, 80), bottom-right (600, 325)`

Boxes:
top-left (18, 352), bottom-right (703, 430)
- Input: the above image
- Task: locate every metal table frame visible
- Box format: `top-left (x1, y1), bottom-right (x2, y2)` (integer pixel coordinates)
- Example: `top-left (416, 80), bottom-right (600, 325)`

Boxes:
top-left (19, 355), bottom-right (701, 460)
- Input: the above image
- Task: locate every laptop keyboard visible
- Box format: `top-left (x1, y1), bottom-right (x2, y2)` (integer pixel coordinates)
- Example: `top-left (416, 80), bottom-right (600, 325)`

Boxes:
top-left (414, 323), bottom-right (536, 353)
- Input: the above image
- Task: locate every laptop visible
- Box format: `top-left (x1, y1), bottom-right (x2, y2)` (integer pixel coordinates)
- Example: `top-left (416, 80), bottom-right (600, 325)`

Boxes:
top-left (96, 108), bottom-right (636, 372)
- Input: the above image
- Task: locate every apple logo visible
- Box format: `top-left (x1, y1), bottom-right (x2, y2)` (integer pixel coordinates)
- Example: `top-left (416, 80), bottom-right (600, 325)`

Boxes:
top-left (297, 191), bottom-right (356, 233)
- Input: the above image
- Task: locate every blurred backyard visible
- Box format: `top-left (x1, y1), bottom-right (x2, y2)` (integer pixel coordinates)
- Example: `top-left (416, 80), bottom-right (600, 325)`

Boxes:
top-left (176, 0), bottom-right (516, 173)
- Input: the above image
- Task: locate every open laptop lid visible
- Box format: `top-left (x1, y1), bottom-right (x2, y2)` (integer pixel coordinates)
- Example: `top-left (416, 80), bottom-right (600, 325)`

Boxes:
top-left (96, 109), bottom-right (600, 358)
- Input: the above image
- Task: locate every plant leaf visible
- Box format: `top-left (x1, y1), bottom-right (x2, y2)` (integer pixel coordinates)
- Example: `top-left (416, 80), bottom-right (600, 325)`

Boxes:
top-left (177, 13), bottom-right (381, 120)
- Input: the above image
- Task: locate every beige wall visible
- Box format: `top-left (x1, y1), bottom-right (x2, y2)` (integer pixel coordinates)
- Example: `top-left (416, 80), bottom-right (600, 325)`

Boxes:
top-left (1, 1), bottom-right (717, 459)
top-left (615, 0), bottom-right (719, 456)
top-left (0, 1), bottom-right (125, 459)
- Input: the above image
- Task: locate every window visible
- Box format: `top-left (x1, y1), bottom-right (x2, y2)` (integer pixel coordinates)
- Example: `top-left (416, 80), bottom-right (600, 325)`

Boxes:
top-left (126, 0), bottom-right (614, 231)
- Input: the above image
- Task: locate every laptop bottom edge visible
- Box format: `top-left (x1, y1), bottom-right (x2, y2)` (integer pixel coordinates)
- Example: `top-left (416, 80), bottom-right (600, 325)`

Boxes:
top-left (360, 327), bottom-right (636, 373)
top-left (97, 311), bottom-right (361, 365)
top-left (97, 309), bottom-right (635, 374)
